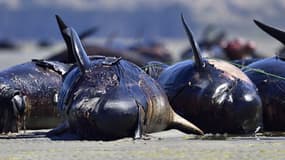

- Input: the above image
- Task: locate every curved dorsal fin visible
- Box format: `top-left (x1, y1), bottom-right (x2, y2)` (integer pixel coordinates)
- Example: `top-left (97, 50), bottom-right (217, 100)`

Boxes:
top-left (70, 27), bottom-right (91, 73)
top-left (181, 14), bottom-right (205, 68)
top-left (56, 15), bottom-right (75, 63)
top-left (56, 15), bottom-right (98, 63)
top-left (254, 19), bottom-right (285, 45)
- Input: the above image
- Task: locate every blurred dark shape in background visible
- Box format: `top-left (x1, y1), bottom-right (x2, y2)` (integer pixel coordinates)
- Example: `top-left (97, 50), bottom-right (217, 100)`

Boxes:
top-left (47, 18), bottom-right (173, 66)
top-left (222, 38), bottom-right (260, 60)
top-left (37, 39), bottom-right (54, 48)
top-left (181, 25), bottom-right (227, 60)
top-left (0, 38), bottom-right (18, 50)
top-left (48, 40), bottom-right (173, 66)
top-left (277, 46), bottom-right (285, 58)
top-left (181, 25), bottom-right (264, 61)
top-left (128, 39), bottom-right (173, 63)
top-left (0, 0), bottom-right (283, 67)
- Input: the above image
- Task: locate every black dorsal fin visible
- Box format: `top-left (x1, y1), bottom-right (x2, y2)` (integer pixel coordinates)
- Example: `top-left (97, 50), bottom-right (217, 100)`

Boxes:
top-left (56, 15), bottom-right (75, 63)
top-left (181, 14), bottom-right (205, 68)
top-left (55, 15), bottom-right (98, 64)
top-left (70, 27), bottom-right (91, 73)
top-left (254, 19), bottom-right (285, 45)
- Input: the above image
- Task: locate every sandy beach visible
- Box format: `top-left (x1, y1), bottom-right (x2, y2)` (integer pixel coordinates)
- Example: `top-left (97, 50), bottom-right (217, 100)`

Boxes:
top-left (0, 129), bottom-right (285, 160)
top-left (0, 40), bottom-right (284, 160)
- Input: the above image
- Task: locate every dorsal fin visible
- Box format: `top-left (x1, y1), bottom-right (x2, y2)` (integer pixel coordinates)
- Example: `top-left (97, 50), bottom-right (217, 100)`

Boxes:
top-left (254, 19), bottom-right (285, 45)
top-left (70, 27), bottom-right (91, 73)
top-left (56, 15), bottom-right (98, 63)
top-left (181, 14), bottom-right (205, 68)
top-left (56, 15), bottom-right (75, 63)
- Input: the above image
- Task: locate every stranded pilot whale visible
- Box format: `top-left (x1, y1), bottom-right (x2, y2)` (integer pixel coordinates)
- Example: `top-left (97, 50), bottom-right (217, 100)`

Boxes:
top-left (243, 20), bottom-right (285, 131)
top-left (147, 15), bottom-right (263, 134)
top-left (50, 16), bottom-right (203, 140)
top-left (0, 60), bottom-right (70, 133)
